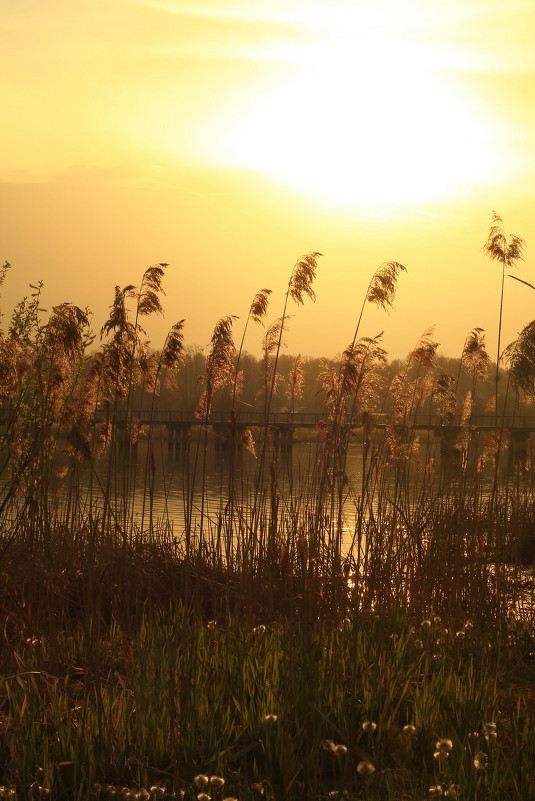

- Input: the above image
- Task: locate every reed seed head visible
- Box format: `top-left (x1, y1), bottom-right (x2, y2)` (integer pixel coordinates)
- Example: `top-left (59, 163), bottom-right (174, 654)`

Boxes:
top-left (161, 321), bottom-right (186, 372)
top-left (482, 211), bottom-right (526, 269)
top-left (366, 261), bottom-right (406, 311)
top-left (241, 429), bottom-right (257, 458)
top-left (461, 328), bottom-right (490, 380)
top-left (249, 289), bottom-right (272, 324)
top-left (503, 320), bottom-right (535, 399)
top-left (288, 252), bottom-right (321, 305)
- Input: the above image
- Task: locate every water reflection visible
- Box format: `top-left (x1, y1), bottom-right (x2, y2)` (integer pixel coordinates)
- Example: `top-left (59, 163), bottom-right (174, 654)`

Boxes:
top-left (64, 428), bottom-right (528, 549)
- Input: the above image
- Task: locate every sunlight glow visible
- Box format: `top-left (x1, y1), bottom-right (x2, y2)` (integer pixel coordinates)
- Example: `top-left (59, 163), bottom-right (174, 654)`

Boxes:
top-left (198, 36), bottom-right (502, 208)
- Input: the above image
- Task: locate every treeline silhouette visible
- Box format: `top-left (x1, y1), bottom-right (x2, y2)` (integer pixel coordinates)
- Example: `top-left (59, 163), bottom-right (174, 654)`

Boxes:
top-left (129, 346), bottom-right (530, 420)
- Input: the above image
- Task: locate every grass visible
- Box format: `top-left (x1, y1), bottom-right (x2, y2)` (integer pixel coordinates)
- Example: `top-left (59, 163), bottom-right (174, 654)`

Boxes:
top-left (0, 600), bottom-right (534, 799)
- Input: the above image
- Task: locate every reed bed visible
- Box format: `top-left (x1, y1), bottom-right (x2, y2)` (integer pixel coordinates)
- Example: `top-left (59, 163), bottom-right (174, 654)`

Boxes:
top-left (0, 216), bottom-right (534, 798)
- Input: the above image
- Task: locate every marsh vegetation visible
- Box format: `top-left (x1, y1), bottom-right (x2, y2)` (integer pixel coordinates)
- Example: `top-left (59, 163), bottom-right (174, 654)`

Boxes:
top-left (0, 215), bottom-right (534, 799)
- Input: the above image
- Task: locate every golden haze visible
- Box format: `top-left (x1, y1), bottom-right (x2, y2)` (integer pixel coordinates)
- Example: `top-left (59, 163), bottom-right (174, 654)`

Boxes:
top-left (1, 0), bottom-right (534, 361)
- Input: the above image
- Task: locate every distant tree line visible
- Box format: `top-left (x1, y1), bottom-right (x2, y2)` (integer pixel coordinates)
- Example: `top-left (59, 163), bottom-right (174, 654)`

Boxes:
top-left (127, 346), bottom-right (532, 420)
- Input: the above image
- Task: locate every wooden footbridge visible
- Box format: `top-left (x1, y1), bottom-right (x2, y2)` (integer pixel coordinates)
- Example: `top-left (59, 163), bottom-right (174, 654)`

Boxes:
top-left (103, 409), bottom-right (535, 467)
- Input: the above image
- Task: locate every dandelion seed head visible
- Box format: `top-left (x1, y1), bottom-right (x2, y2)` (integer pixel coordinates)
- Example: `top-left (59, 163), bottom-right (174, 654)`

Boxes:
top-left (334, 744), bottom-right (347, 756)
top-left (483, 722), bottom-right (496, 734)
top-left (362, 720), bottom-right (377, 733)
top-left (428, 786), bottom-right (443, 796)
top-left (194, 776), bottom-right (209, 790)
top-left (251, 783), bottom-right (264, 795)
top-left (434, 751), bottom-right (449, 761)
top-left (403, 724), bottom-right (417, 735)
top-left (210, 777), bottom-right (225, 789)
top-left (197, 794), bottom-right (211, 801)
top-left (465, 620), bottom-right (473, 631)
top-left (207, 620), bottom-right (216, 630)
top-left (473, 751), bottom-right (488, 770)
top-left (485, 731), bottom-right (497, 744)
top-left (321, 739), bottom-right (336, 752)
top-left (435, 738), bottom-right (453, 753)
top-left (264, 714), bottom-right (278, 723)
top-left (356, 761), bottom-right (375, 775)
top-left (421, 620), bottom-right (432, 630)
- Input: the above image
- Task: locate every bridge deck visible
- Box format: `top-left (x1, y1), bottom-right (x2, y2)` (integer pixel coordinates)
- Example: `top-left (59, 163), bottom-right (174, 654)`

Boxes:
top-left (89, 410), bottom-right (535, 433)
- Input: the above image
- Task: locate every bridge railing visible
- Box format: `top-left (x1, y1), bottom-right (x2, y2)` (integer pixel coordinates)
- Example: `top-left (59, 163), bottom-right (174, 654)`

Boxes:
top-left (9, 406), bottom-right (534, 430)
top-left (92, 409), bottom-right (327, 426)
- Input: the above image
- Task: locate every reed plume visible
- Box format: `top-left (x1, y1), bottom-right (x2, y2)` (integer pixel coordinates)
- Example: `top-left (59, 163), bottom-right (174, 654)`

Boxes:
top-left (195, 316), bottom-right (236, 418)
top-left (159, 320), bottom-right (186, 386)
top-left (482, 212), bottom-right (526, 269)
top-left (503, 320), bottom-right (535, 400)
top-left (408, 326), bottom-right (438, 369)
top-left (366, 261), bottom-right (407, 311)
top-left (288, 252), bottom-right (321, 305)
top-left (461, 327), bottom-right (491, 380)
top-left (482, 212), bottom-right (526, 423)
top-left (249, 288), bottom-right (272, 324)
top-left (286, 354), bottom-right (304, 408)
top-left (136, 263), bottom-right (168, 318)
top-left (432, 373), bottom-right (457, 422)
top-left (232, 288), bottom-right (272, 408)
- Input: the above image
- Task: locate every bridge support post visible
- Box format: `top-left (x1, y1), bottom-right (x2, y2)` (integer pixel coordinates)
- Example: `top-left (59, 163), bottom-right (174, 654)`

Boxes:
top-left (507, 430), bottom-right (530, 473)
top-left (272, 426), bottom-right (294, 456)
top-left (439, 428), bottom-right (461, 472)
top-left (117, 423), bottom-right (130, 460)
top-left (167, 425), bottom-right (190, 462)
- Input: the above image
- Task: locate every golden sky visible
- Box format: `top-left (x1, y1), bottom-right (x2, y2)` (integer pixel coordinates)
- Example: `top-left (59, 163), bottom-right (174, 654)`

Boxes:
top-left (1, 0), bottom-right (534, 361)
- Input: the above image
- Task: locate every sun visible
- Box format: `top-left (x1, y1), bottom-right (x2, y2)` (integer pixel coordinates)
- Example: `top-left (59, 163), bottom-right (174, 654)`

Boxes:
top-left (204, 35), bottom-right (501, 209)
